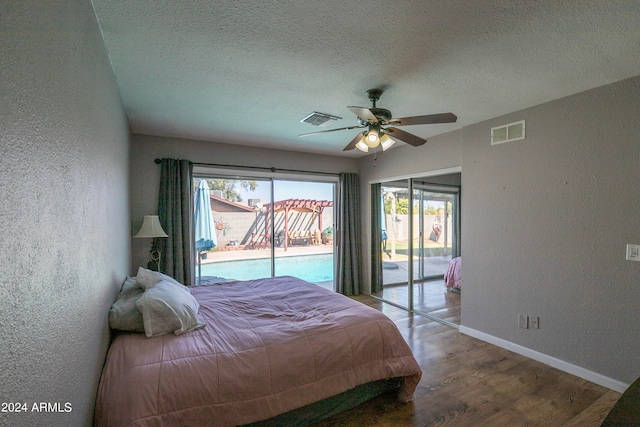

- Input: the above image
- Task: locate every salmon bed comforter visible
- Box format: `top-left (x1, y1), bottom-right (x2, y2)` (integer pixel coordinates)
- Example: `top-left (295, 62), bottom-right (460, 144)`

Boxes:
top-left (95, 276), bottom-right (422, 426)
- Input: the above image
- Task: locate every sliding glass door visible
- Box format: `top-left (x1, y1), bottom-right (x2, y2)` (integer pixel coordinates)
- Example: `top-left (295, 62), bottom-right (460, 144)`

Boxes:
top-left (193, 175), bottom-right (335, 289)
top-left (272, 180), bottom-right (334, 290)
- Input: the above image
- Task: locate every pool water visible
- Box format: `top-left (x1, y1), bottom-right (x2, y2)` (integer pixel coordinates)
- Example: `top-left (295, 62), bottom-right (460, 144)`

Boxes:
top-left (199, 253), bottom-right (334, 283)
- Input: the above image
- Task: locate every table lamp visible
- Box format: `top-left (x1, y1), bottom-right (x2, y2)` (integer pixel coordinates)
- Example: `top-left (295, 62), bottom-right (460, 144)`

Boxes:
top-left (134, 215), bottom-right (168, 271)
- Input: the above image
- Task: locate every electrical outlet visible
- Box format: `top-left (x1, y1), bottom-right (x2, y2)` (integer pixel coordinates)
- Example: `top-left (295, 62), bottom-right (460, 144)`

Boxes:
top-left (530, 316), bottom-right (539, 329)
top-left (518, 314), bottom-right (528, 329)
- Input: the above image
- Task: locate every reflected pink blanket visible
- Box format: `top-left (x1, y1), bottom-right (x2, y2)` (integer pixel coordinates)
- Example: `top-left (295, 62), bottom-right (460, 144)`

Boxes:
top-left (95, 276), bottom-right (421, 426)
top-left (445, 256), bottom-right (462, 289)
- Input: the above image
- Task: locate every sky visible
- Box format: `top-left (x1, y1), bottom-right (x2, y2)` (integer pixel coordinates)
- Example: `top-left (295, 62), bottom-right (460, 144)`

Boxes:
top-left (239, 180), bottom-right (334, 203)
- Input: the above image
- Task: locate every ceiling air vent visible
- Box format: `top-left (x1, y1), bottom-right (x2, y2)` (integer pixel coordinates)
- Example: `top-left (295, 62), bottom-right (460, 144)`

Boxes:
top-left (300, 111), bottom-right (342, 127)
top-left (491, 120), bottom-right (525, 145)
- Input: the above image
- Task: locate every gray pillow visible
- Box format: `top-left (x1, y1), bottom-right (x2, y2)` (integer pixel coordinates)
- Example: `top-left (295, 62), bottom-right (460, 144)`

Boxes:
top-left (108, 277), bottom-right (145, 332)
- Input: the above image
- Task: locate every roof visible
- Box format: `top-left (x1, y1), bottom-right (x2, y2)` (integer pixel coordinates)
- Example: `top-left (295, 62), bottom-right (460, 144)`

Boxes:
top-left (209, 195), bottom-right (255, 213)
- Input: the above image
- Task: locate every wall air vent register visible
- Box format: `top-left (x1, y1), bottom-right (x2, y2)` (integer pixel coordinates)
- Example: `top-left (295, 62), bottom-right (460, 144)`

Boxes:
top-left (491, 120), bottom-right (525, 145)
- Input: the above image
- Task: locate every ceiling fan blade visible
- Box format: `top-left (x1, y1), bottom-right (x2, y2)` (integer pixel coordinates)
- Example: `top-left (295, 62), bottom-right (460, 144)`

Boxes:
top-left (298, 125), bottom-right (362, 138)
top-left (390, 113), bottom-right (457, 126)
top-left (347, 106), bottom-right (378, 123)
top-left (343, 131), bottom-right (367, 151)
top-left (385, 127), bottom-right (427, 147)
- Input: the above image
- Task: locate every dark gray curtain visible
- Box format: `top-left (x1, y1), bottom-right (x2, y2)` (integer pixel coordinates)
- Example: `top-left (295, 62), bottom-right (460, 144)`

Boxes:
top-left (370, 183), bottom-right (383, 293)
top-left (155, 158), bottom-right (194, 285)
top-left (336, 173), bottom-right (362, 295)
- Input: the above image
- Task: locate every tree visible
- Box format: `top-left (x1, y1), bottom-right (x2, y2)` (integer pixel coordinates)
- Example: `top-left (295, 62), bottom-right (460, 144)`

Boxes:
top-left (204, 179), bottom-right (258, 202)
top-left (423, 204), bottom-right (441, 215)
top-left (384, 194), bottom-right (409, 214)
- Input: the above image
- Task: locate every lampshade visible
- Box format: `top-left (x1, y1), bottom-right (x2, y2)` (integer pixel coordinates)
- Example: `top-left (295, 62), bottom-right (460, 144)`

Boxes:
top-left (364, 129), bottom-right (379, 148)
top-left (134, 215), bottom-right (168, 238)
top-left (380, 133), bottom-right (395, 151)
top-left (356, 128), bottom-right (396, 153)
top-left (355, 138), bottom-right (369, 152)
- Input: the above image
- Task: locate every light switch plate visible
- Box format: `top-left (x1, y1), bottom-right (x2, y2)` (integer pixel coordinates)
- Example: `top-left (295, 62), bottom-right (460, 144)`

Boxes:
top-left (626, 244), bottom-right (640, 262)
top-left (518, 314), bottom-right (528, 329)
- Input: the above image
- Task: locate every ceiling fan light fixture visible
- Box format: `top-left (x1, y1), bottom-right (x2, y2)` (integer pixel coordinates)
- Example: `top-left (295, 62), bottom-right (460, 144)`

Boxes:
top-left (365, 128), bottom-right (379, 148)
top-left (355, 139), bottom-right (369, 152)
top-left (380, 133), bottom-right (395, 151)
top-left (299, 88), bottom-right (457, 152)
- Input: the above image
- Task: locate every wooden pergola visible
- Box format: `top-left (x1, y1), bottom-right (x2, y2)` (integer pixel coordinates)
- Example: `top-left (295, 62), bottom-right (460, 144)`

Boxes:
top-left (263, 199), bottom-right (333, 251)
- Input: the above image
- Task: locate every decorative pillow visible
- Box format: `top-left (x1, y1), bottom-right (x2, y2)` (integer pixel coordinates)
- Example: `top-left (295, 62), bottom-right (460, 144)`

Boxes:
top-left (136, 280), bottom-right (205, 338)
top-left (135, 267), bottom-right (186, 290)
top-left (108, 277), bottom-right (145, 332)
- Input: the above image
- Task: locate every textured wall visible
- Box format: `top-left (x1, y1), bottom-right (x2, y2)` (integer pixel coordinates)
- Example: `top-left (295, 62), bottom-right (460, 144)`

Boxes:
top-left (359, 76), bottom-right (640, 385)
top-left (0, 1), bottom-right (130, 426)
top-left (459, 76), bottom-right (640, 385)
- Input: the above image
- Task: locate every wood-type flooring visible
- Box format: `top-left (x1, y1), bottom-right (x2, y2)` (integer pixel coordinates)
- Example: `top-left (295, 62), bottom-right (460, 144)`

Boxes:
top-left (376, 279), bottom-right (462, 325)
top-left (311, 294), bottom-right (620, 427)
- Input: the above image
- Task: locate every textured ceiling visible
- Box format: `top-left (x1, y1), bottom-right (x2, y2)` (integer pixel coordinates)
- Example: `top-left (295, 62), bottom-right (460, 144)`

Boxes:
top-left (91, 0), bottom-right (640, 157)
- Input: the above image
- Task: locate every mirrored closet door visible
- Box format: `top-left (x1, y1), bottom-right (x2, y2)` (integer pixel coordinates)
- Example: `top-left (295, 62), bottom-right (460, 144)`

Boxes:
top-left (372, 173), bottom-right (461, 326)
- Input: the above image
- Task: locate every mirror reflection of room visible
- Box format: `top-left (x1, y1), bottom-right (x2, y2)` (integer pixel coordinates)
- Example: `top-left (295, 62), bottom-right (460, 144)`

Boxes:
top-left (373, 173), bottom-right (461, 326)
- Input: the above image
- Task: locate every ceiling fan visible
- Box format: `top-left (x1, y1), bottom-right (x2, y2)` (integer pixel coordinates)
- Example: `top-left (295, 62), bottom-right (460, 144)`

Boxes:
top-left (299, 89), bottom-right (457, 152)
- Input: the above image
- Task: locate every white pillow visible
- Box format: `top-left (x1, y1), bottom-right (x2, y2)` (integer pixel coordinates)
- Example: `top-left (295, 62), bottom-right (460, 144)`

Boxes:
top-left (135, 267), bottom-right (185, 290)
top-left (136, 280), bottom-right (205, 338)
top-left (108, 277), bottom-right (145, 332)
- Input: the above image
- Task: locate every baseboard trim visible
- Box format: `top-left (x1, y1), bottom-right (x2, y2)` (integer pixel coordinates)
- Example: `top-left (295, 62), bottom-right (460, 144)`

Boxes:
top-left (459, 325), bottom-right (629, 393)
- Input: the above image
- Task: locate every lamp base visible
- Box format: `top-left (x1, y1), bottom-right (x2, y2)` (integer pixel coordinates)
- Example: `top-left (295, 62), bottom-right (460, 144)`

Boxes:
top-left (148, 248), bottom-right (162, 272)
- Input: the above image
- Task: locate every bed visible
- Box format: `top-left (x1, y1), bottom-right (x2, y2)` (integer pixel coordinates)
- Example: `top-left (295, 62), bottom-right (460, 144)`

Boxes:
top-left (95, 274), bottom-right (422, 426)
top-left (444, 256), bottom-right (462, 291)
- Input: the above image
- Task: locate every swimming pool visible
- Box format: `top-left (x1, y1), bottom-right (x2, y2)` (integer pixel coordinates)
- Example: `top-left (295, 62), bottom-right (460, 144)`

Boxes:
top-left (199, 253), bottom-right (334, 283)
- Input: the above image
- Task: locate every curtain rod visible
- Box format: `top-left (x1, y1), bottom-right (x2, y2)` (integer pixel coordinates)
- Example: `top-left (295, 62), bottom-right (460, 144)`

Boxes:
top-left (154, 158), bottom-right (340, 177)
